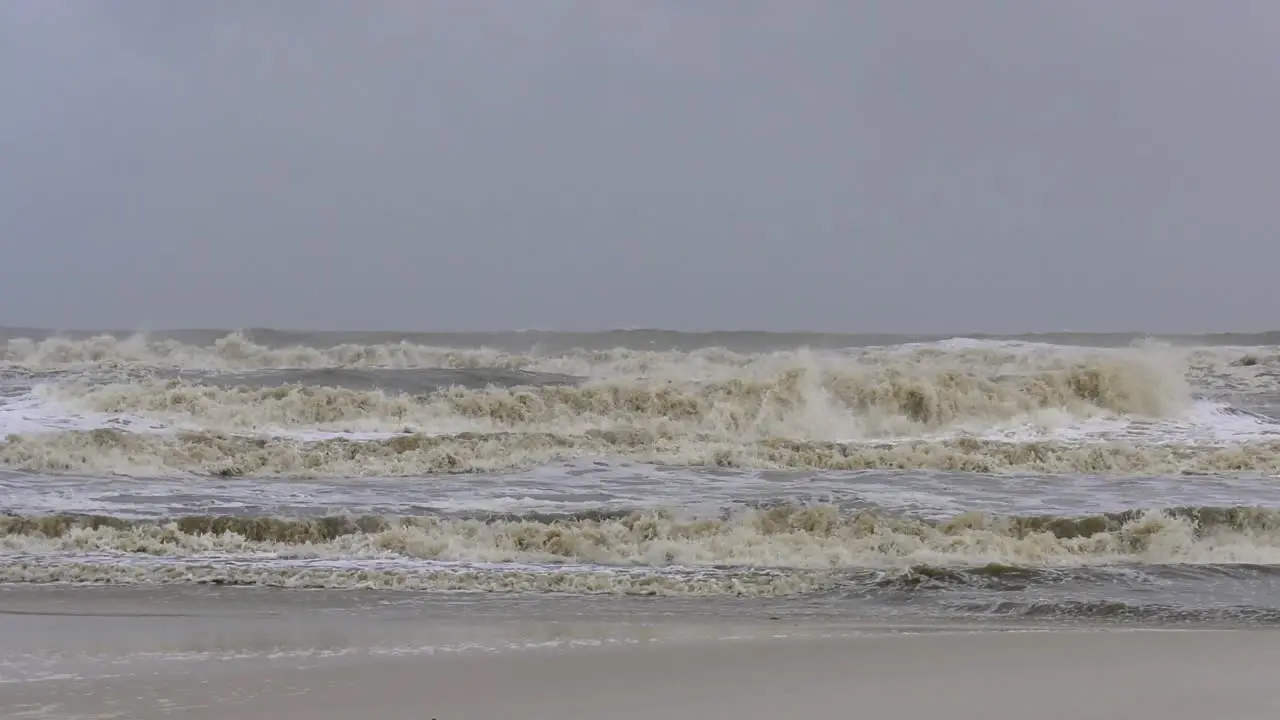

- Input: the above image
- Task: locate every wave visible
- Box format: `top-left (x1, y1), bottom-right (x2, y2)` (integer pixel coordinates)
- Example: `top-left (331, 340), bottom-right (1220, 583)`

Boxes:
top-left (5, 429), bottom-right (1280, 476)
top-left (6, 505), bottom-right (1280, 567)
top-left (10, 557), bottom-right (1279, 619)
top-left (939, 598), bottom-right (1280, 623)
top-left (26, 357), bottom-right (1195, 437)
top-left (6, 326), bottom-right (1280, 353)
top-left (0, 557), bottom-right (827, 596)
top-left (6, 506), bottom-right (1280, 603)
top-left (4, 330), bottom-right (1276, 377)
top-left (4, 333), bottom-right (1277, 476)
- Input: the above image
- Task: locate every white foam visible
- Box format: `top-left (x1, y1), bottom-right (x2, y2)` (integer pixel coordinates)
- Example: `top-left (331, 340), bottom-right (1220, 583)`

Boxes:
top-left (8, 382), bottom-right (1273, 449)
top-left (0, 395), bottom-right (174, 437)
top-left (0, 391), bottom-right (406, 443)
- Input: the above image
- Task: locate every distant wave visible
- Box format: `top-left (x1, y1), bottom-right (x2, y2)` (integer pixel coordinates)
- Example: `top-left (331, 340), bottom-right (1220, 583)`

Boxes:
top-left (6, 326), bottom-right (1280, 356)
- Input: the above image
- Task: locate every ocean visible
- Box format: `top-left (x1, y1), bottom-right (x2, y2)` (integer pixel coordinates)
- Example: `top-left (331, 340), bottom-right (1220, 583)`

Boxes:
top-left (3, 327), bottom-right (1280, 694)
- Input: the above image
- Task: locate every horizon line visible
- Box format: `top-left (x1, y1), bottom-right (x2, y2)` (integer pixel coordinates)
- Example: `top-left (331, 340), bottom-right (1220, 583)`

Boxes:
top-left (3, 325), bottom-right (1280, 337)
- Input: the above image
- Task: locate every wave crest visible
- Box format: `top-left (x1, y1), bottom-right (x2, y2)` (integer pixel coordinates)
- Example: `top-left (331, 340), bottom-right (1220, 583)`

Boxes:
top-left (6, 505), bottom-right (1280, 568)
top-left (35, 353), bottom-right (1191, 438)
top-left (5, 429), bottom-right (1280, 476)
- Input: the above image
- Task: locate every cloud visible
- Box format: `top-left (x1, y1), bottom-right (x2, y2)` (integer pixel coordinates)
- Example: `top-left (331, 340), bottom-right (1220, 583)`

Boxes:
top-left (2, 1), bottom-right (1277, 332)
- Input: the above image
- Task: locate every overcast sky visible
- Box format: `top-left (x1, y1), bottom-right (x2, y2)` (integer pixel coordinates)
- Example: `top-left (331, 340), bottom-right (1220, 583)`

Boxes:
top-left (1, 1), bottom-right (1277, 333)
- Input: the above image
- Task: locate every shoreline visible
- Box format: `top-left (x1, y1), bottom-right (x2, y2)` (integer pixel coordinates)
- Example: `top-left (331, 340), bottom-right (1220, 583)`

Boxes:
top-left (5, 626), bottom-right (1278, 719)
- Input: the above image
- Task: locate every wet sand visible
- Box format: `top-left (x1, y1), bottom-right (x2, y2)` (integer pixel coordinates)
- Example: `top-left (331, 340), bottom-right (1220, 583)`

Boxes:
top-left (6, 627), bottom-right (1280, 720)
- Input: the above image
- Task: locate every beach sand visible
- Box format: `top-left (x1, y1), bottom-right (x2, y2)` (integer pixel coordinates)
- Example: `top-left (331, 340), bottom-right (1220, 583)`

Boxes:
top-left (6, 626), bottom-right (1279, 720)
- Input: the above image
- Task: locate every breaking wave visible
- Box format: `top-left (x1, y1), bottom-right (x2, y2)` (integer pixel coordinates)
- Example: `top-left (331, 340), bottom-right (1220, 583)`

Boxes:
top-left (6, 330), bottom-right (1280, 628)
top-left (5, 429), bottom-right (1280, 476)
top-left (2, 330), bottom-right (1278, 476)
top-left (3, 329), bottom-right (1280, 372)
top-left (6, 504), bottom-right (1280, 567)
top-left (5, 505), bottom-right (1280, 603)
top-left (38, 357), bottom-right (1191, 437)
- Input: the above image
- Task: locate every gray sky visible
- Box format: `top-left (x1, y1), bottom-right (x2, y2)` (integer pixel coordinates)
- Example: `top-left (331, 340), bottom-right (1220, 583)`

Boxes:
top-left (2, 0), bottom-right (1277, 333)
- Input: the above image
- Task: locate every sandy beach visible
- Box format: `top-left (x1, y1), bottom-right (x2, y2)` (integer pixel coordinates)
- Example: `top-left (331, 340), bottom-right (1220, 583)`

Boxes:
top-left (5, 624), bottom-right (1279, 720)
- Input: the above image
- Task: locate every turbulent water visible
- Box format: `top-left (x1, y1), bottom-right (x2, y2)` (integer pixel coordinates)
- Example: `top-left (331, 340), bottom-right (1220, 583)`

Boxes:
top-left (4, 327), bottom-right (1280, 623)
